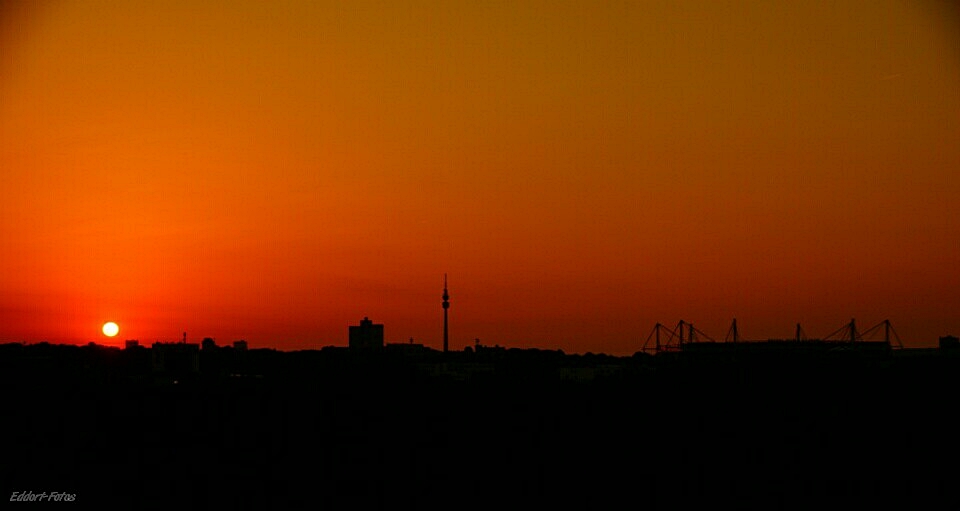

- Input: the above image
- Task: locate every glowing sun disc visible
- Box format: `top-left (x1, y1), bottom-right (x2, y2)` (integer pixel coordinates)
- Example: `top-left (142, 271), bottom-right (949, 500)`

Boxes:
top-left (102, 322), bottom-right (119, 337)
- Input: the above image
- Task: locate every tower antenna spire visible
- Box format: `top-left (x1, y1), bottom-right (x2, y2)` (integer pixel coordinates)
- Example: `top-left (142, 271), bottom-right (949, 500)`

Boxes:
top-left (442, 273), bottom-right (450, 354)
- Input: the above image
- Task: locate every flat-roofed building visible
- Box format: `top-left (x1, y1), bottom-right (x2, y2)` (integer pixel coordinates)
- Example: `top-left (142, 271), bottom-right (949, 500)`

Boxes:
top-left (349, 317), bottom-right (384, 351)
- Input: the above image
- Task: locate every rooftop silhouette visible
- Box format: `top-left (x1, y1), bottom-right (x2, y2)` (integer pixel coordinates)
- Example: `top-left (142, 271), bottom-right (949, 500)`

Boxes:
top-left (3, 320), bottom-right (959, 508)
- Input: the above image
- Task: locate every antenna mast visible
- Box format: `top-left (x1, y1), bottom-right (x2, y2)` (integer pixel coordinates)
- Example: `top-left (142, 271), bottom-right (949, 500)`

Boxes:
top-left (442, 274), bottom-right (449, 353)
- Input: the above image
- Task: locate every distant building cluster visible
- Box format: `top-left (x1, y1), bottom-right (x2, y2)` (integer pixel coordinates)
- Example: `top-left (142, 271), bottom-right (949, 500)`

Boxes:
top-left (349, 277), bottom-right (451, 353)
top-left (122, 335), bottom-right (250, 378)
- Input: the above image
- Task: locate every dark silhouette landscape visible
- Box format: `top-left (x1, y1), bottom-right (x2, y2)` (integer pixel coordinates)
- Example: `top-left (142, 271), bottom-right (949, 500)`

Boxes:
top-left (4, 334), bottom-right (960, 509)
top-left (3, 3), bottom-right (958, 508)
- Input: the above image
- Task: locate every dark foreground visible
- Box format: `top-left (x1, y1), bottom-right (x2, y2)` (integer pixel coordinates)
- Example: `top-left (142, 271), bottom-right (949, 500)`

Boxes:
top-left (2, 343), bottom-right (959, 509)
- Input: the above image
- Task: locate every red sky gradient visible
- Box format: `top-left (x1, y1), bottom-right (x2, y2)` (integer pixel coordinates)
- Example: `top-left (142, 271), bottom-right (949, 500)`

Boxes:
top-left (1, 1), bottom-right (958, 353)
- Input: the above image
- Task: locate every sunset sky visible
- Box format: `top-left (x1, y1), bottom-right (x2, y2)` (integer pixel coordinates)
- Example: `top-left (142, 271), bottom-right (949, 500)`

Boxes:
top-left (1, 0), bottom-right (958, 353)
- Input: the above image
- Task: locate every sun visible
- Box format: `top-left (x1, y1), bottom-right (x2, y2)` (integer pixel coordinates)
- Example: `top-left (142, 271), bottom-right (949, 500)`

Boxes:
top-left (102, 322), bottom-right (119, 337)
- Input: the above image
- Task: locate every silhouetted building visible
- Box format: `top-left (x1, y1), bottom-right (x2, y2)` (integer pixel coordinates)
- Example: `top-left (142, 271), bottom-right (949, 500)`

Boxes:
top-left (152, 342), bottom-right (200, 375)
top-left (233, 340), bottom-right (248, 351)
top-left (124, 340), bottom-right (141, 350)
top-left (940, 335), bottom-right (959, 350)
top-left (349, 317), bottom-right (384, 351)
top-left (201, 337), bottom-right (217, 351)
top-left (385, 342), bottom-right (425, 356)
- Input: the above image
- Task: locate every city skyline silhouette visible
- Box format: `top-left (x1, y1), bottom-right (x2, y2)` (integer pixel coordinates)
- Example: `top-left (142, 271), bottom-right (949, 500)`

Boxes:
top-left (2, 1), bottom-right (958, 507)
top-left (4, 331), bottom-right (960, 508)
top-left (0, 269), bottom-right (952, 354)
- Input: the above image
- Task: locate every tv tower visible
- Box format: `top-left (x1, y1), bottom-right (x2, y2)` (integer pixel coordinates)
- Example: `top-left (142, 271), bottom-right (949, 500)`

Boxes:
top-left (442, 274), bottom-right (449, 353)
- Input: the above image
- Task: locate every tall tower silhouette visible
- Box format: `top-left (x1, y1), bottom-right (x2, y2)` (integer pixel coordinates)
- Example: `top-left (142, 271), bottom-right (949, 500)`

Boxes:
top-left (442, 274), bottom-right (449, 353)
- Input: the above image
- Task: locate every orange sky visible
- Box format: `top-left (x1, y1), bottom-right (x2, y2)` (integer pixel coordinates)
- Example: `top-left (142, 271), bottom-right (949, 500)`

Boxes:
top-left (1, 0), bottom-right (958, 353)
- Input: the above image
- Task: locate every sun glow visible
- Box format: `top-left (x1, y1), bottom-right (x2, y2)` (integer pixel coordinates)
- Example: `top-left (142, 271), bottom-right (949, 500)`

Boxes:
top-left (102, 322), bottom-right (119, 337)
